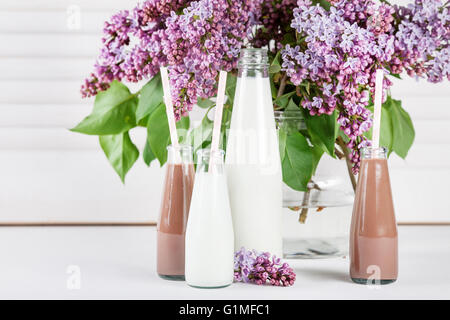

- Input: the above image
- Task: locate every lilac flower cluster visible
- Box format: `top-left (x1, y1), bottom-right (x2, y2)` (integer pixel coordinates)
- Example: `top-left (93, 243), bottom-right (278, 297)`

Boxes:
top-left (81, 0), bottom-right (259, 120)
top-left (162, 0), bottom-right (259, 119)
top-left (282, 0), bottom-right (449, 172)
top-left (282, 1), bottom-right (390, 171)
top-left (234, 248), bottom-right (296, 287)
top-left (81, 1), bottom-right (190, 98)
top-left (394, 0), bottom-right (450, 82)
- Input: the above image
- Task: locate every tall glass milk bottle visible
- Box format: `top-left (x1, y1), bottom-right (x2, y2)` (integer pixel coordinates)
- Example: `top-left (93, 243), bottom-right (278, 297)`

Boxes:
top-left (185, 149), bottom-right (234, 288)
top-left (225, 48), bottom-right (283, 256)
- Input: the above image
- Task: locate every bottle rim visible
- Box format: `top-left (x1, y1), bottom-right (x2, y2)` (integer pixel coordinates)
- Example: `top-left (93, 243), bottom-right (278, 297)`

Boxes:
top-left (196, 148), bottom-right (225, 158)
top-left (361, 146), bottom-right (388, 159)
top-left (238, 47), bottom-right (269, 67)
top-left (166, 144), bottom-right (193, 152)
top-left (274, 110), bottom-right (305, 121)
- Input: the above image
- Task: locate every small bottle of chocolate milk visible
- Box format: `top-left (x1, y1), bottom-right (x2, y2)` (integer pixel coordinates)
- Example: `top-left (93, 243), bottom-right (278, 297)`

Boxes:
top-left (350, 147), bottom-right (398, 285)
top-left (157, 145), bottom-right (195, 280)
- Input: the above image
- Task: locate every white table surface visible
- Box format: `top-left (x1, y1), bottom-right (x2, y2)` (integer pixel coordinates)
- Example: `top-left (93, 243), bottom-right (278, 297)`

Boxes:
top-left (0, 226), bottom-right (449, 299)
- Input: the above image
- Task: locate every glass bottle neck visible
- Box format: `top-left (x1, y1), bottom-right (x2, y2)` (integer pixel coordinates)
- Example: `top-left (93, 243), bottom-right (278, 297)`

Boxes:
top-left (237, 48), bottom-right (269, 78)
top-left (167, 145), bottom-right (193, 164)
top-left (196, 149), bottom-right (225, 174)
top-left (361, 147), bottom-right (388, 160)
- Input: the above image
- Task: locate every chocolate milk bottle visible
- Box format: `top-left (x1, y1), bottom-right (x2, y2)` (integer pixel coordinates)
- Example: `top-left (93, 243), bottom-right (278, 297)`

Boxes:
top-left (350, 147), bottom-right (398, 285)
top-left (157, 145), bottom-right (194, 280)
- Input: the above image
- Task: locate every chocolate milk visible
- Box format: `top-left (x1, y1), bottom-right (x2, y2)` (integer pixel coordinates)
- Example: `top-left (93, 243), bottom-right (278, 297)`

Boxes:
top-left (157, 159), bottom-right (194, 280)
top-left (350, 148), bottom-right (398, 285)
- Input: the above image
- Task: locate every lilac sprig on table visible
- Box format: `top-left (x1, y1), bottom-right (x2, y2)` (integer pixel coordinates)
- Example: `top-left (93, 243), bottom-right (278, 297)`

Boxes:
top-left (234, 248), bottom-right (296, 287)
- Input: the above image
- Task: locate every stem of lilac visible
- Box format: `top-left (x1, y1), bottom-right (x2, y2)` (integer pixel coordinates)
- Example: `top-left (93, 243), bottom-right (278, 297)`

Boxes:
top-left (337, 136), bottom-right (357, 192)
top-left (277, 73), bottom-right (288, 98)
top-left (299, 184), bottom-right (311, 223)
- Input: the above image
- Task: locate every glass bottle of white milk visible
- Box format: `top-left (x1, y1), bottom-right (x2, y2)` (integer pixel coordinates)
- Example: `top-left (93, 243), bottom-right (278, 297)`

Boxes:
top-left (185, 149), bottom-right (234, 288)
top-left (225, 48), bottom-right (283, 256)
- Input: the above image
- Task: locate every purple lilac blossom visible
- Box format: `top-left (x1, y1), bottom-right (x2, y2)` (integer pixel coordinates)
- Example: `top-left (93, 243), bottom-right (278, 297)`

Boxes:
top-left (81, 1), bottom-right (191, 98)
top-left (393, 0), bottom-right (450, 82)
top-left (234, 247), bottom-right (296, 287)
top-left (162, 0), bottom-right (259, 119)
top-left (81, 0), bottom-right (260, 120)
top-left (282, 0), bottom-right (449, 172)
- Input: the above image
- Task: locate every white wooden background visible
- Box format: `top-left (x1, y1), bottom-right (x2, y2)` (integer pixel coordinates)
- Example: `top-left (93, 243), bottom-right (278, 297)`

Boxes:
top-left (0, 0), bottom-right (449, 224)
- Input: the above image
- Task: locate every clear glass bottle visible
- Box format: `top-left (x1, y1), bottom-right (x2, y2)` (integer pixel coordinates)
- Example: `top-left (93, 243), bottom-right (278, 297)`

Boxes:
top-left (185, 149), bottom-right (234, 288)
top-left (225, 48), bottom-right (283, 256)
top-left (350, 147), bottom-right (398, 284)
top-left (157, 145), bottom-right (195, 280)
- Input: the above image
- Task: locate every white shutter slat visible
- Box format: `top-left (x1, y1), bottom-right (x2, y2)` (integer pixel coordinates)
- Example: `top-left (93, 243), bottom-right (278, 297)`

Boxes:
top-left (0, 0), bottom-right (138, 11)
top-left (0, 34), bottom-right (101, 58)
top-left (0, 149), bottom-right (160, 223)
top-left (0, 11), bottom-right (109, 34)
top-left (0, 58), bottom-right (94, 81)
top-left (0, 127), bottom-right (148, 151)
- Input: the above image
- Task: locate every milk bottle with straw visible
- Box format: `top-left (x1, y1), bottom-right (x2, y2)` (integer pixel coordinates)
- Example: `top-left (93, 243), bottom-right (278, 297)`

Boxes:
top-left (349, 69), bottom-right (398, 285)
top-left (225, 48), bottom-right (283, 256)
top-left (185, 71), bottom-right (235, 288)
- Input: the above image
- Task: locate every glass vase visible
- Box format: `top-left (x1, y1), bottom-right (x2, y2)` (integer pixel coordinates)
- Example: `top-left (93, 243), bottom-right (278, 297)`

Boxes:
top-left (275, 111), bottom-right (355, 259)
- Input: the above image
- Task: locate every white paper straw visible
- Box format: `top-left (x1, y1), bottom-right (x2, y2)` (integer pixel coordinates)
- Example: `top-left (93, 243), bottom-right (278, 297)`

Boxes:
top-left (209, 70), bottom-right (228, 172)
top-left (160, 67), bottom-right (181, 162)
top-left (372, 69), bottom-right (384, 151)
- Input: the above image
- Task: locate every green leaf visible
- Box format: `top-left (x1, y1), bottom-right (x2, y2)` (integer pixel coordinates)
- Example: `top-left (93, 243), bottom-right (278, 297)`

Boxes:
top-left (389, 97), bottom-right (415, 158)
top-left (177, 115), bottom-right (190, 144)
top-left (312, 0), bottom-right (331, 10)
top-left (278, 127), bottom-right (287, 161)
top-left (269, 64), bottom-right (281, 75)
top-left (274, 91), bottom-right (295, 109)
top-left (188, 116), bottom-right (214, 154)
top-left (147, 103), bottom-right (170, 166)
top-left (305, 110), bottom-right (338, 157)
top-left (269, 51), bottom-right (281, 74)
top-left (137, 115), bottom-right (149, 128)
top-left (136, 73), bottom-right (163, 122)
top-left (285, 98), bottom-right (300, 112)
top-left (220, 108), bottom-right (232, 150)
top-left (99, 131), bottom-right (139, 183)
top-left (143, 138), bottom-right (156, 166)
top-left (282, 32), bottom-right (296, 45)
top-left (225, 73), bottom-right (237, 105)
top-left (282, 131), bottom-right (313, 192)
top-left (197, 98), bottom-right (215, 109)
top-left (270, 75), bottom-right (278, 99)
top-left (72, 81), bottom-right (137, 135)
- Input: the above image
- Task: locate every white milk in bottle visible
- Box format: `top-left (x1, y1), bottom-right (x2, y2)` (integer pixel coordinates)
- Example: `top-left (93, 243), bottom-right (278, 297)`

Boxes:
top-left (225, 48), bottom-right (282, 256)
top-left (185, 149), bottom-right (234, 288)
